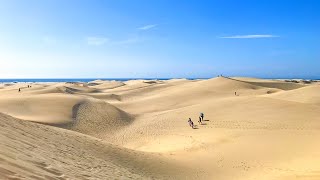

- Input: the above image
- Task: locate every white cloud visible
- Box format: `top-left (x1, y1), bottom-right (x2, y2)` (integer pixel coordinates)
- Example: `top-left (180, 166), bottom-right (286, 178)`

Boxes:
top-left (219, 34), bottom-right (279, 39)
top-left (114, 37), bottom-right (142, 45)
top-left (87, 37), bottom-right (109, 45)
top-left (85, 36), bottom-right (143, 46)
top-left (138, 24), bottom-right (157, 30)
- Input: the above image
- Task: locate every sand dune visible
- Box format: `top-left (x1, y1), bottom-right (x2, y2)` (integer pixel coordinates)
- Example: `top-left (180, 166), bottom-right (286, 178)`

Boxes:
top-left (112, 77), bottom-right (283, 114)
top-left (71, 98), bottom-right (133, 139)
top-left (232, 77), bottom-right (305, 90)
top-left (1, 77), bottom-right (320, 179)
top-left (0, 113), bottom-right (195, 179)
top-left (0, 94), bottom-right (84, 124)
top-left (88, 80), bottom-right (125, 90)
top-left (0, 93), bottom-right (133, 139)
top-left (266, 85), bottom-right (320, 104)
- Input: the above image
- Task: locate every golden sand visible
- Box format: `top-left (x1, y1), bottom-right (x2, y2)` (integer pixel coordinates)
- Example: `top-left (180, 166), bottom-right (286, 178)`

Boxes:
top-left (1, 77), bottom-right (319, 179)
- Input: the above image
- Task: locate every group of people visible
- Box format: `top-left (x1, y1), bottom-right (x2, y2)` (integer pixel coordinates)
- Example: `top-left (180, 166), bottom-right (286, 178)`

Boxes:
top-left (188, 112), bottom-right (204, 129)
top-left (18, 85), bottom-right (31, 92)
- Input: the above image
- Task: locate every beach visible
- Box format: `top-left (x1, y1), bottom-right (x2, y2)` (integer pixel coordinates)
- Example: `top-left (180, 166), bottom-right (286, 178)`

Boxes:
top-left (1, 77), bottom-right (320, 179)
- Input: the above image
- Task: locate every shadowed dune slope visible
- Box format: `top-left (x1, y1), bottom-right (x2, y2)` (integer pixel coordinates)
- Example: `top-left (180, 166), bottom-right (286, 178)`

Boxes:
top-left (0, 113), bottom-right (196, 179)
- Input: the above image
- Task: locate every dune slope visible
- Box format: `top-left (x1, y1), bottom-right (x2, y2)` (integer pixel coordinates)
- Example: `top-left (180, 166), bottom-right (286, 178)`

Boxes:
top-left (266, 85), bottom-right (320, 105)
top-left (0, 113), bottom-right (196, 179)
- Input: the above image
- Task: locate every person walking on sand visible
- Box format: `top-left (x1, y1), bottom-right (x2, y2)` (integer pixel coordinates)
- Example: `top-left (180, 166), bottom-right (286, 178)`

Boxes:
top-left (188, 118), bottom-right (194, 129)
top-left (198, 116), bottom-right (202, 124)
top-left (200, 112), bottom-right (204, 121)
top-left (18, 88), bottom-right (21, 92)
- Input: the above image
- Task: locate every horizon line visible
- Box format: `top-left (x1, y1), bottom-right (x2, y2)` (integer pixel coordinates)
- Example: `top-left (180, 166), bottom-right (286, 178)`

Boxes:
top-left (0, 76), bottom-right (319, 80)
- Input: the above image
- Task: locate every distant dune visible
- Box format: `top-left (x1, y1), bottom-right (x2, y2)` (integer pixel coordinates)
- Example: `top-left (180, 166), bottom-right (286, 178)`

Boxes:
top-left (1, 77), bottom-right (320, 179)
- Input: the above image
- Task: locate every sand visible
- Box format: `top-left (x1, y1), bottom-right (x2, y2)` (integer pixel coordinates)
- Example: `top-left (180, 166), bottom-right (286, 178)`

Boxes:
top-left (0, 77), bottom-right (320, 179)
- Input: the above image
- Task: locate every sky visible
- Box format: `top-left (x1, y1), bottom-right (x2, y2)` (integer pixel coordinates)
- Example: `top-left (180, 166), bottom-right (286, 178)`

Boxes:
top-left (0, 0), bottom-right (319, 79)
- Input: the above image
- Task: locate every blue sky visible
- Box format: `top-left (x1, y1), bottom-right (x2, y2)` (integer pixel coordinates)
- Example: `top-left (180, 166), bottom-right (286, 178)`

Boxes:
top-left (0, 0), bottom-right (319, 78)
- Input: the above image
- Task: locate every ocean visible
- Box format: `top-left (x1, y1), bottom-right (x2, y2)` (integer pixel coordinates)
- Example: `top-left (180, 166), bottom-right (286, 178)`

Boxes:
top-left (0, 78), bottom-right (207, 83)
top-left (0, 77), bottom-right (317, 83)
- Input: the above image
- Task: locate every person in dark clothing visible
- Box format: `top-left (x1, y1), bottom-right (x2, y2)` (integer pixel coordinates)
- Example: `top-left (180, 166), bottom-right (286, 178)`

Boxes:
top-left (198, 116), bottom-right (202, 124)
top-left (200, 113), bottom-right (204, 121)
top-left (18, 88), bottom-right (21, 92)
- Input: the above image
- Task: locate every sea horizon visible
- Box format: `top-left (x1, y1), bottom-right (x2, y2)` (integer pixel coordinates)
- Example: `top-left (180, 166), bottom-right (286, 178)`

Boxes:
top-left (0, 77), bottom-right (319, 83)
top-left (0, 78), bottom-right (206, 83)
